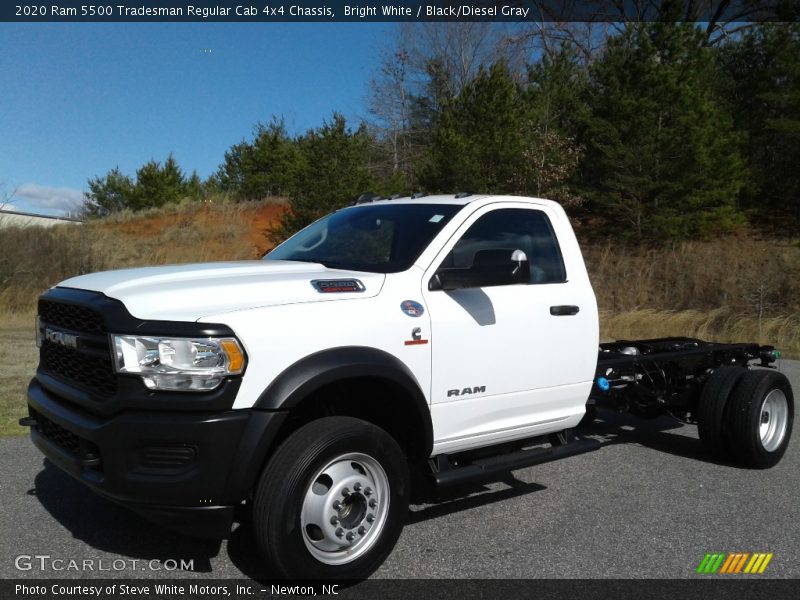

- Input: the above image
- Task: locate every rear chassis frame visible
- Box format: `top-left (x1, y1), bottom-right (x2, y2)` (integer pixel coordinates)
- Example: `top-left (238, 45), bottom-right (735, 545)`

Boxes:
top-left (591, 337), bottom-right (778, 421)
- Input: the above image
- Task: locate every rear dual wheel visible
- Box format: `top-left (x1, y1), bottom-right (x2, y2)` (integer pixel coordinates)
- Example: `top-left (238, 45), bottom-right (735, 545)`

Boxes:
top-left (727, 370), bottom-right (794, 468)
top-left (697, 366), bottom-right (746, 458)
top-left (698, 368), bottom-right (793, 468)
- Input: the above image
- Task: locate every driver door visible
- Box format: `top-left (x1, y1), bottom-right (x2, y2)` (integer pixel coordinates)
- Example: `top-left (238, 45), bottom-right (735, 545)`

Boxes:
top-left (422, 203), bottom-right (592, 453)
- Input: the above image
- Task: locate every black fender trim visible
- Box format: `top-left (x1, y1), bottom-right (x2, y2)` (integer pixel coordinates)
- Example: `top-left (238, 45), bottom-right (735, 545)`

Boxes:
top-left (254, 346), bottom-right (433, 457)
top-left (222, 408), bottom-right (289, 503)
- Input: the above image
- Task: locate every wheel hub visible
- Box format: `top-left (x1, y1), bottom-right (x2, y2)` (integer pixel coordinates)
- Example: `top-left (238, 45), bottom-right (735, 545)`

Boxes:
top-left (759, 389), bottom-right (789, 452)
top-left (300, 453), bottom-right (390, 565)
top-left (337, 493), bottom-right (367, 529)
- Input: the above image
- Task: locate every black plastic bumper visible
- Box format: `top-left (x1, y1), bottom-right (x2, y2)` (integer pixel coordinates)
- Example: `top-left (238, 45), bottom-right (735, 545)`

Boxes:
top-left (26, 378), bottom-right (287, 539)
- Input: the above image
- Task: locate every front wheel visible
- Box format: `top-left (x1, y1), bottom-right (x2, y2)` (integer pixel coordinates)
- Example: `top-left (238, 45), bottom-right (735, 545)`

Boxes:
top-left (726, 370), bottom-right (794, 469)
top-left (252, 416), bottom-right (410, 579)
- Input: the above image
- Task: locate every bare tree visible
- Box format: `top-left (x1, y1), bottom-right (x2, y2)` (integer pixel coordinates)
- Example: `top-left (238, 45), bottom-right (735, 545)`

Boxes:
top-left (368, 48), bottom-right (413, 177)
top-left (501, 0), bottom-right (778, 68)
top-left (0, 182), bottom-right (18, 212)
top-left (367, 23), bottom-right (524, 182)
top-left (398, 23), bottom-right (509, 95)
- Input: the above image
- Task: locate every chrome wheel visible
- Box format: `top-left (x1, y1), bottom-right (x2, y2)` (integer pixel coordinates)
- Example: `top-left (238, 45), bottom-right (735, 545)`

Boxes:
top-left (759, 389), bottom-right (789, 452)
top-left (300, 452), bottom-right (390, 565)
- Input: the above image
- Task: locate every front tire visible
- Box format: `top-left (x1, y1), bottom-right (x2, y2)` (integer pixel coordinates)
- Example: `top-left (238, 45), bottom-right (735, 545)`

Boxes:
top-left (252, 416), bottom-right (410, 579)
top-left (726, 370), bottom-right (794, 468)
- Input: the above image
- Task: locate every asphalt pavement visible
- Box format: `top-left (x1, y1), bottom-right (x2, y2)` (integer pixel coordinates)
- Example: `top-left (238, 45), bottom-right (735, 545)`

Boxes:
top-left (2, 361), bottom-right (798, 580)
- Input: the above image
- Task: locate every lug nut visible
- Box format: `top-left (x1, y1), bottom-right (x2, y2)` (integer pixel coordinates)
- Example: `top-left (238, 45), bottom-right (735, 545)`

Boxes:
top-left (332, 500), bottom-right (342, 510)
top-left (358, 526), bottom-right (367, 535)
top-left (353, 482), bottom-right (362, 492)
top-left (335, 528), bottom-right (344, 537)
top-left (364, 487), bottom-right (373, 496)
top-left (330, 516), bottom-right (339, 525)
top-left (342, 487), bottom-right (350, 496)
top-left (346, 531), bottom-right (355, 541)
top-left (369, 499), bottom-right (377, 508)
top-left (366, 514), bottom-right (375, 523)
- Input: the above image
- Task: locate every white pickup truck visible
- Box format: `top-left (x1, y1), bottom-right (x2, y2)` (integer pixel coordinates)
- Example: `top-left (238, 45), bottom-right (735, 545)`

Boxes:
top-left (23, 194), bottom-right (793, 579)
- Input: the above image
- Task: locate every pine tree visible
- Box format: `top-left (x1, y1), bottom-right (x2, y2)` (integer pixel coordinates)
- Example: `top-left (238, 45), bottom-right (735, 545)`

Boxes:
top-left (419, 60), bottom-right (584, 202)
top-left (582, 21), bottom-right (745, 239)
top-left (721, 23), bottom-right (800, 230)
top-left (83, 168), bottom-right (135, 216)
top-left (133, 155), bottom-right (186, 209)
top-left (216, 118), bottom-right (300, 200)
top-left (271, 114), bottom-right (374, 240)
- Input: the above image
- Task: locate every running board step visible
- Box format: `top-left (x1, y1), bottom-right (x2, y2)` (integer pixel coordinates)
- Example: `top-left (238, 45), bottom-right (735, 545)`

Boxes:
top-left (431, 437), bottom-right (600, 488)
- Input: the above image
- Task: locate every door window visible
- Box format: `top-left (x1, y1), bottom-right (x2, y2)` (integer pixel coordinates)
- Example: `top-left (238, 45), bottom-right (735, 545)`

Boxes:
top-left (443, 208), bottom-right (567, 284)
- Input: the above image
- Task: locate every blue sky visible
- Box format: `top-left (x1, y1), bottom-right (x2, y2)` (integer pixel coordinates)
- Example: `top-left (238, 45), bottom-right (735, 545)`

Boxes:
top-left (0, 23), bottom-right (394, 215)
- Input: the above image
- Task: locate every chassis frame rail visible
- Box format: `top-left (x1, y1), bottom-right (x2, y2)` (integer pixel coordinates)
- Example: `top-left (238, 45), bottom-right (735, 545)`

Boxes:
top-left (591, 337), bottom-right (779, 420)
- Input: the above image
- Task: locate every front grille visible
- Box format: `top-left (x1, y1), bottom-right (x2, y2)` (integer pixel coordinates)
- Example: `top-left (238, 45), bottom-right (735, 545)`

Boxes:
top-left (39, 299), bottom-right (107, 335)
top-left (38, 299), bottom-right (116, 399)
top-left (41, 342), bottom-right (117, 396)
top-left (31, 409), bottom-right (81, 455)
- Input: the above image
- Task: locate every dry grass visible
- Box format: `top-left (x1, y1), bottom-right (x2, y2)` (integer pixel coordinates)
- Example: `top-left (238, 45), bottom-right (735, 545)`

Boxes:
top-left (601, 308), bottom-right (800, 358)
top-left (583, 236), bottom-right (800, 316)
top-left (0, 313), bottom-right (37, 436)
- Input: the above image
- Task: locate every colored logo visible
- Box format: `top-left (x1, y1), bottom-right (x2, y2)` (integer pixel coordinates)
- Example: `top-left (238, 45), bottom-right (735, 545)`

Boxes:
top-left (696, 552), bottom-right (773, 574)
top-left (400, 300), bottom-right (424, 318)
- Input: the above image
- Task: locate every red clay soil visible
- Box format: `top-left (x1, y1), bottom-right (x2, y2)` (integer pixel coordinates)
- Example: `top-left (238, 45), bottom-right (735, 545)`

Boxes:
top-left (246, 203), bottom-right (286, 255)
top-left (102, 202), bottom-right (287, 259)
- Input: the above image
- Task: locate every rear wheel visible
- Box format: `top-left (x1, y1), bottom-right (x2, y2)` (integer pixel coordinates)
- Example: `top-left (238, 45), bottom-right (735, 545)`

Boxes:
top-left (696, 366), bottom-right (746, 458)
top-left (726, 370), bottom-right (794, 468)
top-left (252, 416), bottom-right (410, 579)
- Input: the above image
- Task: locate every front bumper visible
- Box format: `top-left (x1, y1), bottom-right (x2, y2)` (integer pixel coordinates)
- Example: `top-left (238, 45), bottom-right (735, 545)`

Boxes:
top-left (26, 378), bottom-right (286, 538)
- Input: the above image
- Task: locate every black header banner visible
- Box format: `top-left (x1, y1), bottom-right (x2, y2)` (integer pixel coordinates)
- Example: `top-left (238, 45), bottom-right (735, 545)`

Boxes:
top-left (2, 0), bottom-right (795, 23)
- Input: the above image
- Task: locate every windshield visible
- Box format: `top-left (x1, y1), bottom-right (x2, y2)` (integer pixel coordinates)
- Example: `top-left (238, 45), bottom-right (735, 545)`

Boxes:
top-left (265, 203), bottom-right (462, 273)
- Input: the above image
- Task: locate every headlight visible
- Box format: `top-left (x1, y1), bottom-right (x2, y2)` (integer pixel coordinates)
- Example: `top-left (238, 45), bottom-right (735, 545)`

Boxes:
top-left (112, 335), bottom-right (245, 391)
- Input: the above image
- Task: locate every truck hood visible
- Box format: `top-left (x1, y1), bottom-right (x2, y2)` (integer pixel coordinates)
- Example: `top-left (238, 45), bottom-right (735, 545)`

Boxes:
top-left (58, 260), bottom-right (385, 321)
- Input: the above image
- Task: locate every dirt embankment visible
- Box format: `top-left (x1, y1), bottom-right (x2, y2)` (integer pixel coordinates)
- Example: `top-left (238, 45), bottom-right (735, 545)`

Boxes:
top-left (101, 201), bottom-right (286, 259)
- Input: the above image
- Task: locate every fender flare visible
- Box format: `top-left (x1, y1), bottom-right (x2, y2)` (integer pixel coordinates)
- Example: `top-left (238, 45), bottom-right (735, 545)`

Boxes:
top-left (254, 346), bottom-right (433, 457)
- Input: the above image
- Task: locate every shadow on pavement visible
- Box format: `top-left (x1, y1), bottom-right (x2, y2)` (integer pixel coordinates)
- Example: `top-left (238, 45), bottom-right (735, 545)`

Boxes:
top-left (32, 459), bottom-right (222, 574)
top-left (30, 409), bottom-right (739, 581)
top-left (581, 409), bottom-right (735, 466)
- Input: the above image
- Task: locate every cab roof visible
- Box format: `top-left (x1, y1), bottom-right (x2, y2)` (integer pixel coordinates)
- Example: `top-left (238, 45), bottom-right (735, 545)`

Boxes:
top-left (359, 193), bottom-right (488, 206)
top-left (351, 193), bottom-right (561, 211)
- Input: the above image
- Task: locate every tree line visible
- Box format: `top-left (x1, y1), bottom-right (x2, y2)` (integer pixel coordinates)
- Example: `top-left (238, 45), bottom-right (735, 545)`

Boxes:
top-left (84, 19), bottom-right (800, 241)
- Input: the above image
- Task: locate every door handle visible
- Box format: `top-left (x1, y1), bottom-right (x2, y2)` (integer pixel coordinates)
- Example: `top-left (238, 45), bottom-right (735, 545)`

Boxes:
top-left (550, 305), bottom-right (580, 316)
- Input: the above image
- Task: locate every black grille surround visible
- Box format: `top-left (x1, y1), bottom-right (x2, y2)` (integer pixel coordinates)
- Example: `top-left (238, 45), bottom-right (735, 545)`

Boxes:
top-left (34, 286), bottom-right (245, 416)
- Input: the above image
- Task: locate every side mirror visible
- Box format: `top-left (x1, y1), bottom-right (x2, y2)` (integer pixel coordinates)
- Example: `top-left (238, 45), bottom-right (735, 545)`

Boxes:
top-left (429, 249), bottom-right (529, 291)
